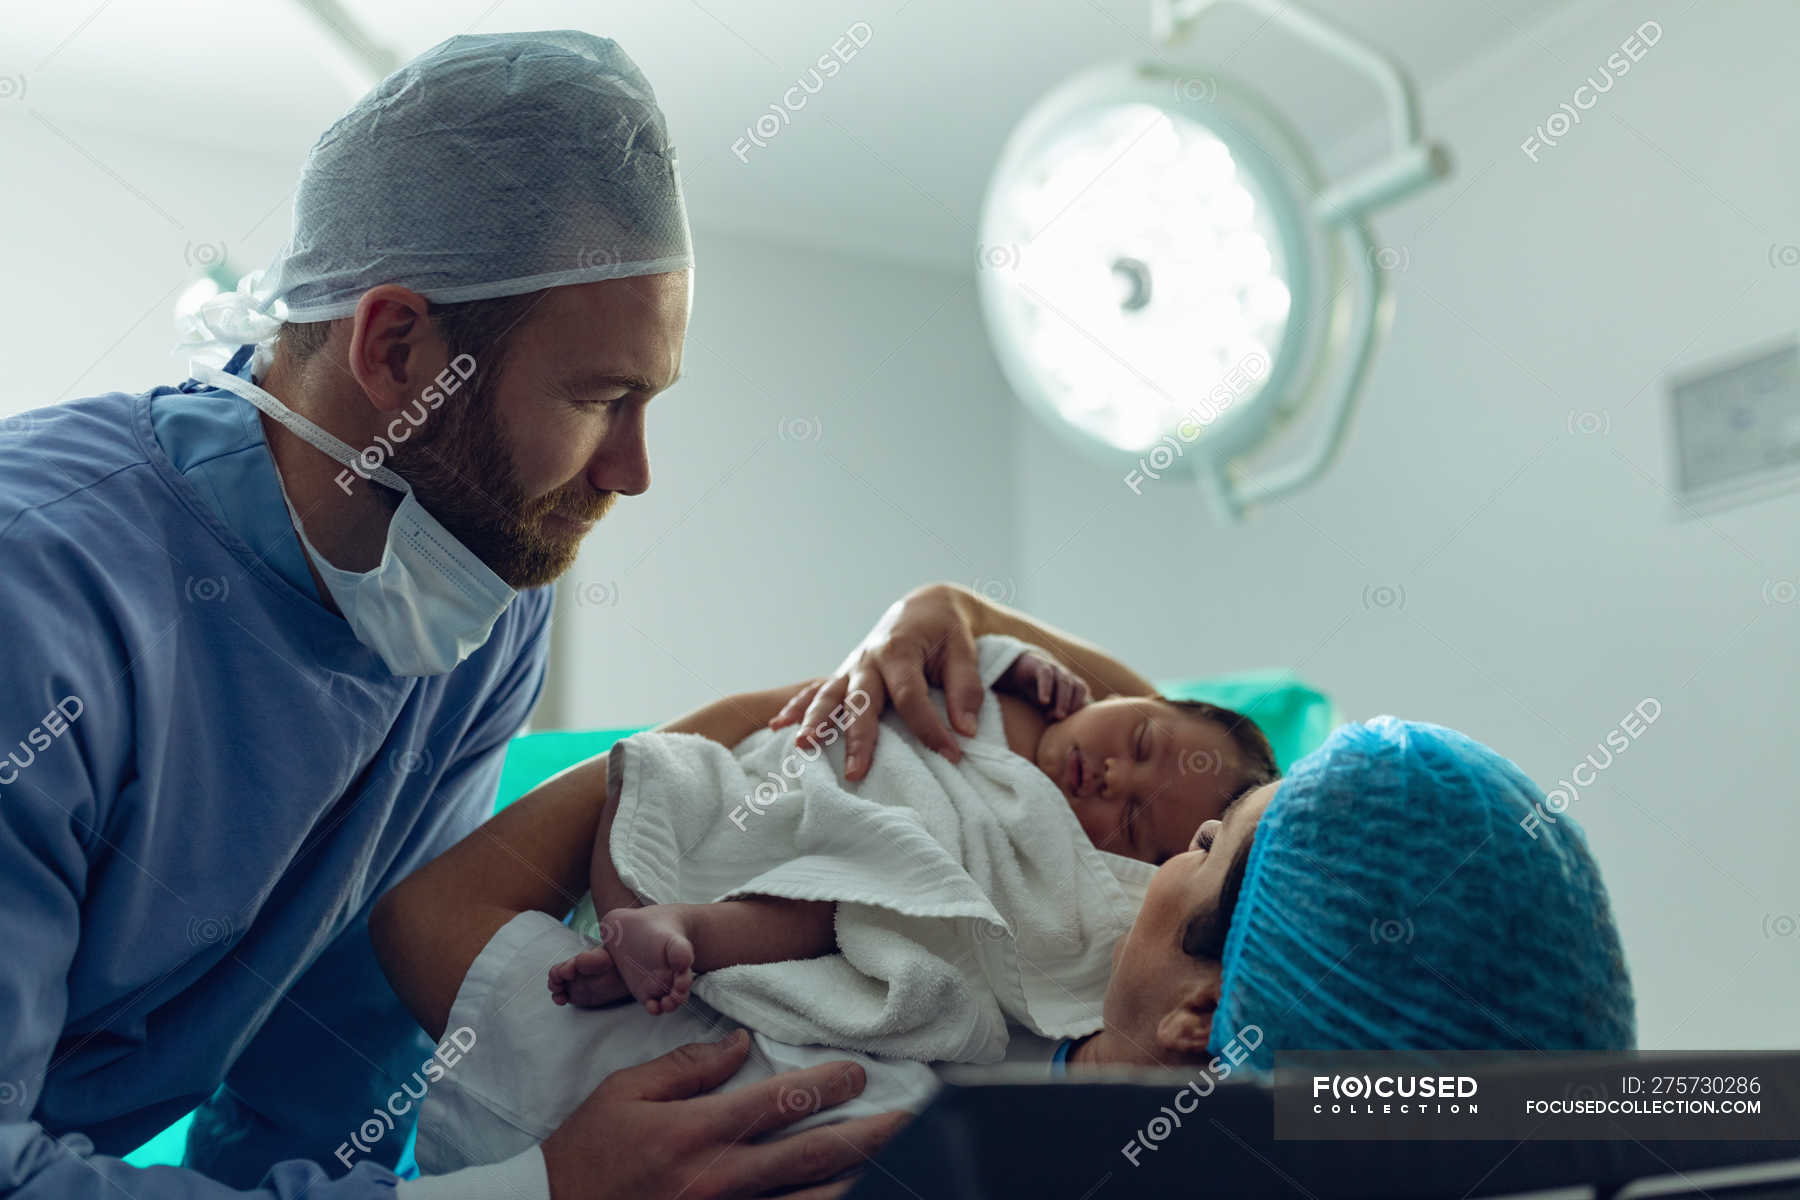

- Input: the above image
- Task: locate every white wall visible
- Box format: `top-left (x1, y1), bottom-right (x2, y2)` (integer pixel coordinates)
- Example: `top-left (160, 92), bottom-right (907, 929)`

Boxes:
top-left (0, 122), bottom-right (298, 403)
top-left (1012, 0), bottom-right (1800, 1049)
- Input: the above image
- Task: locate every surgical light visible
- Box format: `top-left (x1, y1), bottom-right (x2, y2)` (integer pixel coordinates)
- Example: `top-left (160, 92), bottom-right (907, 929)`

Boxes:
top-left (978, 0), bottom-right (1451, 520)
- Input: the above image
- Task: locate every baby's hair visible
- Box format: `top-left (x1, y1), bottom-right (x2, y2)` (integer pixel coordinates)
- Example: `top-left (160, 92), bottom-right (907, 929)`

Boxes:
top-left (1158, 697), bottom-right (1281, 795)
top-left (1157, 699), bottom-right (1279, 965)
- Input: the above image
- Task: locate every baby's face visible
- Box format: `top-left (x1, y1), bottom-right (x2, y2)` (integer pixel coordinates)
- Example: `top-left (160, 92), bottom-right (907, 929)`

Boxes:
top-left (1032, 697), bottom-right (1245, 865)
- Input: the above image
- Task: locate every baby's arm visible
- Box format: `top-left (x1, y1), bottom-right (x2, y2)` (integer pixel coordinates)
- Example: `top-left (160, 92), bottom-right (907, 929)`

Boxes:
top-left (992, 640), bottom-right (1094, 719)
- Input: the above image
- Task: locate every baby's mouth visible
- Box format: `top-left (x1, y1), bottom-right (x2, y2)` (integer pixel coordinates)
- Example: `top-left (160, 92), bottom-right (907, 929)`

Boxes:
top-left (1064, 745), bottom-right (1085, 797)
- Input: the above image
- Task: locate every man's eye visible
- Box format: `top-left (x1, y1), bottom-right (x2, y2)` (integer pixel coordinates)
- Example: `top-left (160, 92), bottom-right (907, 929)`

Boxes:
top-left (569, 389), bottom-right (628, 409)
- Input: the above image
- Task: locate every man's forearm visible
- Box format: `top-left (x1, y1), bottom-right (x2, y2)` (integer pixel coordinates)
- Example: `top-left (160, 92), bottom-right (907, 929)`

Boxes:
top-left (944, 583), bottom-right (1157, 700)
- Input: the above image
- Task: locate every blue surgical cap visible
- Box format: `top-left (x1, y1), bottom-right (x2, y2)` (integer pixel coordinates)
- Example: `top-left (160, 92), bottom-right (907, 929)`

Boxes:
top-left (1210, 716), bottom-right (1635, 1066)
top-left (184, 30), bottom-right (692, 351)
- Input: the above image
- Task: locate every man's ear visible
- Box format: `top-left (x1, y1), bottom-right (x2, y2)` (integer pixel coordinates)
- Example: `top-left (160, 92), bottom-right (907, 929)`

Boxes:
top-left (346, 285), bottom-right (442, 414)
top-left (1155, 962), bottom-right (1223, 1058)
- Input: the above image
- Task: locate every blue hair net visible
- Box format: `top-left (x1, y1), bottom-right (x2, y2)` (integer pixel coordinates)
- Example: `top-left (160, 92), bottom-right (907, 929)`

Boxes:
top-left (1210, 716), bottom-right (1634, 1066)
top-left (184, 30), bottom-right (691, 352)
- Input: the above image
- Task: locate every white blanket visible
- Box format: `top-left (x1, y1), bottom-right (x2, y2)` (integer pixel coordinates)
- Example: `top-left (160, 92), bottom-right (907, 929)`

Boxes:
top-left (573, 634), bottom-right (1156, 1064)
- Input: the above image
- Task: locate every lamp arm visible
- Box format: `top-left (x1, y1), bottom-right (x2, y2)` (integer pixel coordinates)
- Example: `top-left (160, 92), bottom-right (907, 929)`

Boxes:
top-left (1152, 0), bottom-right (1449, 223)
top-left (1153, 0), bottom-right (1420, 149)
top-left (1226, 222), bottom-right (1389, 515)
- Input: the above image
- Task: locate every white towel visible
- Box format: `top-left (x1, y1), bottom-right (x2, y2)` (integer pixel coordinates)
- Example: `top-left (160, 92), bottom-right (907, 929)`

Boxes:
top-left (573, 634), bottom-right (1157, 1064)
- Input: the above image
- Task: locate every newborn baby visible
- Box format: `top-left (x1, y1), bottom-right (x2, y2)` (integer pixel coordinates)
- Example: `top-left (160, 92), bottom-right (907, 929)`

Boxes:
top-left (548, 637), bottom-right (1278, 1028)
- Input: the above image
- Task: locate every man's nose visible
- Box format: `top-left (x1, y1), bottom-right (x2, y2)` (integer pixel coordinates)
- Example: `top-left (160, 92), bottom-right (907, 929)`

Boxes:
top-left (588, 412), bottom-right (650, 496)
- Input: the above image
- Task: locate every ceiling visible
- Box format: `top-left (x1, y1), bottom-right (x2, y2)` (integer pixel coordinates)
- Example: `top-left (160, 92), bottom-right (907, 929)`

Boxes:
top-left (2, 0), bottom-right (1571, 269)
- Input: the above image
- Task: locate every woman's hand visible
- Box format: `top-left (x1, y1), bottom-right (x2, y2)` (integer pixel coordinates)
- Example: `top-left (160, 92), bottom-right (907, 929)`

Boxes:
top-left (768, 584), bottom-right (984, 781)
top-left (995, 648), bottom-right (1091, 721)
top-left (770, 582), bottom-right (1155, 782)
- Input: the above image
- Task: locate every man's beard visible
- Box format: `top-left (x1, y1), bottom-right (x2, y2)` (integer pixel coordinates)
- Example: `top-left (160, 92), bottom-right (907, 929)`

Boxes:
top-left (386, 376), bottom-right (613, 589)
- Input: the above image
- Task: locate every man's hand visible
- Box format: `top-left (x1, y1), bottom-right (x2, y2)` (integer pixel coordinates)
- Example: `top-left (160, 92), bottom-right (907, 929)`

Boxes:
top-left (996, 648), bottom-right (1091, 721)
top-left (540, 1028), bottom-right (910, 1200)
top-left (769, 584), bottom-right (984, 781)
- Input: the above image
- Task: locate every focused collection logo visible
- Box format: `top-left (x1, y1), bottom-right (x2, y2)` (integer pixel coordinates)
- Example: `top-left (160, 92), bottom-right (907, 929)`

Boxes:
top-left (1311, 1073), bottom-right (1480, 1116)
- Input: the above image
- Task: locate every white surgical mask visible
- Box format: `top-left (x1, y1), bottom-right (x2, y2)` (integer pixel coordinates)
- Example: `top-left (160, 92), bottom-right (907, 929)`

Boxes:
top-left (194, 353), bottom-right (516, 677)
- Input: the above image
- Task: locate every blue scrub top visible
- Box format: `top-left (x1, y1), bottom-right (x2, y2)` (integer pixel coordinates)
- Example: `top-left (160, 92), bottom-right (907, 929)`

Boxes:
top-left (0, 349), bottom-right (553, 1199)
top-left (149, 345), bottom-right (315, 593)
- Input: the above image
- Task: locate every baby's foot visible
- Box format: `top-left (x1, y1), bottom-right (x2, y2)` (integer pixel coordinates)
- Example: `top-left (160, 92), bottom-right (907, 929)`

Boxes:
top-left (547, 947), bottom-right (631, 1008)
top-left (598, 904), bottom-right (696, 1014)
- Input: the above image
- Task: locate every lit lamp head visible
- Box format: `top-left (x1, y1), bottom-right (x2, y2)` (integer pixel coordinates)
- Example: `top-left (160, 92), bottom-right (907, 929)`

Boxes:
top-left (978, 2), bottom-right (1449, 521)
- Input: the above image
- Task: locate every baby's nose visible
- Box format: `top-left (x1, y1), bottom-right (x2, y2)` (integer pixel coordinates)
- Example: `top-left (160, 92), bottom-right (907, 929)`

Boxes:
top-left (1102, 756), bottom-right (1123, 799)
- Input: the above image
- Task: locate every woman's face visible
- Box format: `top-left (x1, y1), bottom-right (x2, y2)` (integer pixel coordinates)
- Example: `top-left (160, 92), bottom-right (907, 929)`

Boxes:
top-left (1097, 780), bottom-right (1279, 1064)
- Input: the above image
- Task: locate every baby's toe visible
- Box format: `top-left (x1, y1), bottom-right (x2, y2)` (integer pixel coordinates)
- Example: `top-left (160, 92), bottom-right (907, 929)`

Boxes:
top-left (665, 938), bottom-right (694, 974)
